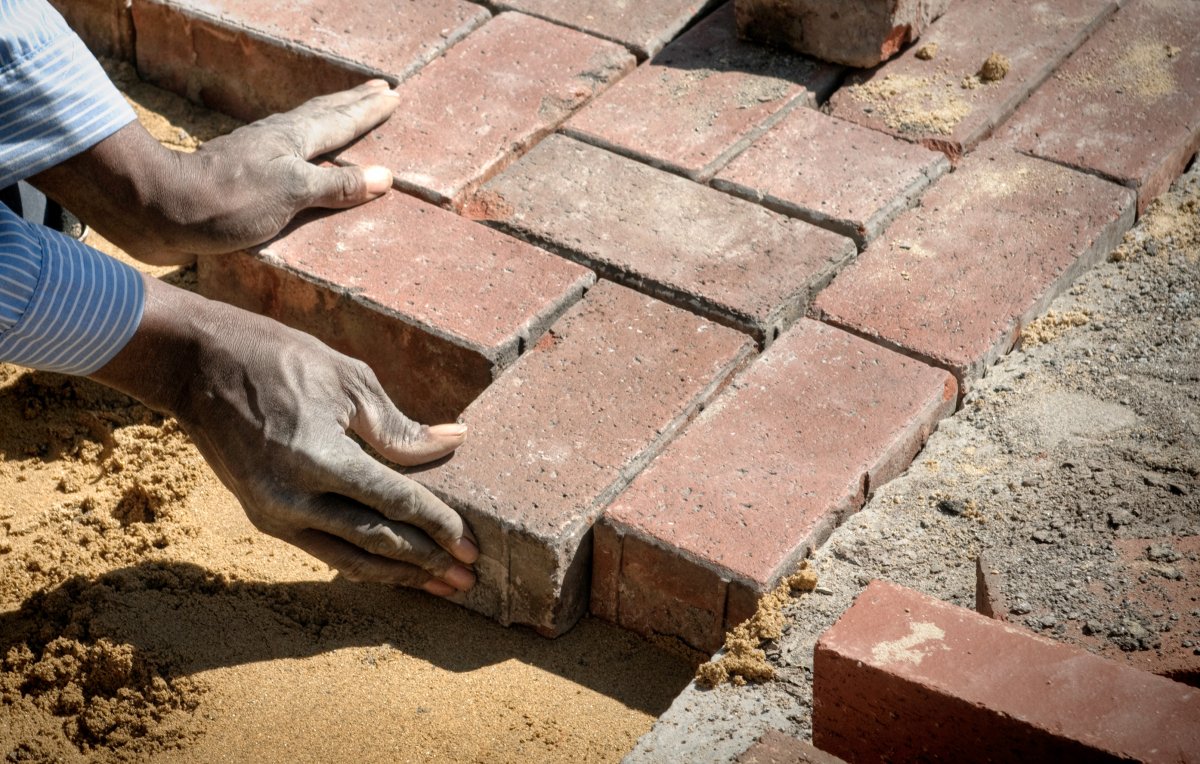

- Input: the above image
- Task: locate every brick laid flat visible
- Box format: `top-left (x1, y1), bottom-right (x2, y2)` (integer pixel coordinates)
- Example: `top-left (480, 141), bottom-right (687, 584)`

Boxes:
top-left (414, 281), bottom-right (754, 636)
top-left (812, 150), bottom-right (1134, 389)
top-left (713, 107), bottom-right (949, 248)
top-left (197, 192), bottom-right (593, 424)
top-left (594, 320), bottom-right (956, 652)
top-left (50, 0), bottom-right (134, 59)
top-left (131, 0), bottom-right (490, 121)
top-left (828, 0), bottom-right (1116, 159)
top-left (735, 730), bottom-right (846, 764)
top-left (336, 12), bottom-right (635, 208)
top-left (491, 0), bottom-right (717, 59)
top-left (562, 3), bottom-right (841, 182)
top-left (814, 580), bottom-right (1200, 762)
top-left (468, 134), bottom-right (856, 343)
top-left (1000, 0), bottom-right (1200, 215)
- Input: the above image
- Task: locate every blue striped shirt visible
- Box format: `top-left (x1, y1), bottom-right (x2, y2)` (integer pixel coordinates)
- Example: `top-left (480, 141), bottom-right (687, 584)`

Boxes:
top-left (1, 0), bottom-right (145, 375)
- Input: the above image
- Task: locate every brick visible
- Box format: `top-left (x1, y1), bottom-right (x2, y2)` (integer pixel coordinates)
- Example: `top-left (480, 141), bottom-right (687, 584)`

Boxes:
top-left (197, 191), bottom-right (593, 425)
top-left (491, 0), bottom-right (718, 60)
top-left (812, 149), bottom-right (1134, 390)
top-left (467, 134), bottom-right (857, 343)
top-left (49, 0), bottom-right (135, 60)
top-left (735, 0), bottom-right (949, 68)
top-left (712, 107), bottom-right (949, 248)
top-left (813, 580), bottom-right (1200, 762)
top-left (336, 13), bottom-right (635, 209)
top-left (999, 0), bottom-right (1200, 216)
top-left (596, 320), bottom-right (956, 652)
top-left (414, 281), bottom-right (754, 636)
top-left (975, 553), bottom-right (1009, 621)
top-left (131, 0), bottom-right (490, 121)
top-left (561, 3), bottom-right (841, 183)
top-left (828, 0), bottom-right (1117, 160)
top-left (735, 730), bottom-right (846, 764)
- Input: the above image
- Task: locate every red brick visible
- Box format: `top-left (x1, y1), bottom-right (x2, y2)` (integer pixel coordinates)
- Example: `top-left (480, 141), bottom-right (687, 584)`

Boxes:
top-left (713, 107), bottom-right (949, 247)
top-left (491, 0), bottom-right (717, 60)
top-left (735, 730), bottom-right (846, 764)
top-left (596, 320), bottom-right (956, 652)
top-left (336, 13), bottom-right (635, 209)
top-left (812, 149), bottom-right (1134, 390)
top-left (828, 0), bottom-right (1117, 160)
top-left (197, 192), bottom-right (593, 424)
top-left (467, 134), bottom-right (857, 344)
top-left (131, 0), bottom-right (489, 120)
top-left (735, 0), bottom-right (949, 68)
top-left (999, 0), bottom-right (1200, 215)
top-left (561, 4), bottom-right (841, 182)
top-left (49, 0), bottom-right (134, 60)
top-left (813, 580), bottom-right (1200, 762)
top-left (414, 281), bottom-right (754, 636)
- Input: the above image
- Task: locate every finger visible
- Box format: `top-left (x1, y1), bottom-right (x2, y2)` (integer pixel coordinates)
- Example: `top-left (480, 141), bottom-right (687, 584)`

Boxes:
top-left (278, 80), bottom-right (401, 159)
top-left (291, 529), bottom-right (460, 596)
top-left (345, 368), bottom-right (468, 467)
top-left (297, 162), bottom-right (394, 209)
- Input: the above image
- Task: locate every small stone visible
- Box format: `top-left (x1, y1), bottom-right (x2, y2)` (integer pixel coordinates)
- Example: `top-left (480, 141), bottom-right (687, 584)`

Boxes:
top-left (1108, 508), bottom-right (1134, 528)
top-left (937, 498), bottom-right (966, 516)
top-left (1032, 530), bottom-right (1056, 544)
top-left (1083, 620), bottom-right (1104, 636)
top-left (1021, 475), bottom-right (1042, 488)
top-left (978, 52), bottom-right (1011, 83)
top-left (1010, 601), bottom-right (1032, 616)
top-left (1147, 543), bottom-right (1180, 563)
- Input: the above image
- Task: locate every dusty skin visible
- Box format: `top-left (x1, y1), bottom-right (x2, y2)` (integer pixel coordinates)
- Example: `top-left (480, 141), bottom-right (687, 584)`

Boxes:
top-left (0, 63), bottom-right (696, 763)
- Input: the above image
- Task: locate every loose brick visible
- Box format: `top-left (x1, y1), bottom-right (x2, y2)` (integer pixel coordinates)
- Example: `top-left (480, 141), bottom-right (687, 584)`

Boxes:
top-left (812, 149), bottom-right (1134, 390)
top-left (469, 134), bottom-right (857, 343)
top-left (999, 0), bottom-right (1200, 215)
top-left (414, 281), bottom-right (754, 636)
top-left (491, 0), bottom-right (718, 60)
top-left (336, 13), bottom-right (635, 209)
top-left (596, 320), bottom-right (956, 652)
top-left (813, 580), bottom-right (1200, 762)
top-left (50, 0), bottom-right (134, 60)
top-left (562, 3), bottom-right (841, 182)
top-left (735, 0), bottom-right (949, 68)
top-left (131, 0), bottom-right (490, 120)
top-left (828, 0), bottom-right (1117, 160)
top-left (713, 107), bottom-right (950, 248)
top-left (735, 730), bottom-right (846, 764)
top-left (197, 192), bottom-right (593, 424)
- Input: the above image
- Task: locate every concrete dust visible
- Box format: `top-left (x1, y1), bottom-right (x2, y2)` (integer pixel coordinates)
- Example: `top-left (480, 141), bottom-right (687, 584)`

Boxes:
top-left (1020, 309), bottom-right (1090, 346)
top-left (1063, 37), bottom-right (1180, 101)
top-left (846, 73), bottom-right (972, 136)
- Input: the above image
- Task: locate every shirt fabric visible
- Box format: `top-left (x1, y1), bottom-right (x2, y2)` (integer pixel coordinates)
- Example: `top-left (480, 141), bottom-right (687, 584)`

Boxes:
top-left (0, 0), bottom-right (145, 375)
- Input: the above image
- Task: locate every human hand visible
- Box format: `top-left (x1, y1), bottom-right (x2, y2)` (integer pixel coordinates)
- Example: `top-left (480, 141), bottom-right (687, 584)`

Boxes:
top-left (32, 80), bottom-right (401, 265)
top-left (91, 277), bottom-right (478, 595)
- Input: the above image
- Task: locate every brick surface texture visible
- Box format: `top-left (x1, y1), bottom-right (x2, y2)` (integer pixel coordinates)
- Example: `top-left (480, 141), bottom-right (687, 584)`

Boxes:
top-left (50, 0), bottom-right (135, 59)
top-left (1000, 0), bottom-right (1200, 215)
top-left (562, 3), bottom-right (841, 182)
top-left (594, 320), bottom-right (956, 652)
top-left (828, 0), bottom-right (1117, 160)
top-left (131, 0), bottom-right (490, 121)
top-left (812, 149), bottom-right (1135, 389)
top-left (735, 730), bottom-right (846, 764)
top-left (491, 0), bottom-right (718, 59)
top-left (197, 192), bottom-right (593, 424)
top-left (814, 580), bottom-right (1200, 762)
top-left (336, 12), bottom-right (635, 209)
top-left (735, 0), bottom-right (950, 68)
top-left (713, 107), bottom-right (949, 247)
top-left (468, 134), bottom-right (857, 343)
top-left (414, 281), bottom-right (754, 637)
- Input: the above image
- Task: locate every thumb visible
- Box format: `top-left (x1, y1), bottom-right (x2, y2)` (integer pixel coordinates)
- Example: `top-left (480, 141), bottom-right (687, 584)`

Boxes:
top-left (350, 382), bottom-right (467, 467)
top-left (300, 163), bottom-right (393, 210)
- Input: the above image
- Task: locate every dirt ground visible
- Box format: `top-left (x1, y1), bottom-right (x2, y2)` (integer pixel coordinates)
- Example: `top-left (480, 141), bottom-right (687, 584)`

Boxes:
top-left (0, 64), bottom-right (695, 764)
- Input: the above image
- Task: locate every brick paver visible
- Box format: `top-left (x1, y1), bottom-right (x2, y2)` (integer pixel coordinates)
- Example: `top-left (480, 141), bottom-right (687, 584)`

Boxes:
top-left (828, 0), bottom-right (1117, 160)
top-left (50, 0), bottom-right (134, 59)
top-left (491, 0), bottom-right (718, 60)
top-left (1000, 0), bottom-right (1200, 215)
top-left (814, 580), bottom-right (1200, 762)
top-left (197, 191), bottom-right (593, 424)
top-left (413, 281), bottom-right (754, 636)
top-left (131, 0), bottom-right (490, 121)
top-left (735, 730), bottom-right (846, 764)
top-left (713, 107), bottom-right (950, 248)
top-left (562, 3), bottom-right (841, 182)
top-left (594, 320), bottom-right (956, 652)
top-left (812, 149), bottom-right (1134, 389)
top-left (336, 12), bottom-right (634, 209)
top-left (467, 134), bottom-right (856, 343)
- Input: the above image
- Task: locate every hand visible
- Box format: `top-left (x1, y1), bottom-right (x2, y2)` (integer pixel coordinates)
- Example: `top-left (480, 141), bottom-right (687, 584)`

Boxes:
top-left (91, 277), bottom-right (478, 595)
top-left (32, 80), bottom-right (401, 265)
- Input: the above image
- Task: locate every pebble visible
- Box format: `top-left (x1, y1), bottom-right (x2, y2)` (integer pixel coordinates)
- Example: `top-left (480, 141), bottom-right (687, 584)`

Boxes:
top-left (1010, 601), bottom-right (1032, 615)
top-left (1032, 530), bottom-right (1056, 544)
top-left (1108, 509), bottom-right (1135, 527)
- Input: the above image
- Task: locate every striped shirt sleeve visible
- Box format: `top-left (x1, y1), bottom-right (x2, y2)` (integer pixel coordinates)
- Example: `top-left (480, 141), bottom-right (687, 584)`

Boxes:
top-left (0, 204), bottom-right (144, 375)
top-left (0, 0), bottom-right (137, 189)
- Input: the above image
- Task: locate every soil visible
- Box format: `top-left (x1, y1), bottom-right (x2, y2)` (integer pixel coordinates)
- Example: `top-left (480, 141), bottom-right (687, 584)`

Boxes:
top-left (0, 66), bottom-right (695, 763)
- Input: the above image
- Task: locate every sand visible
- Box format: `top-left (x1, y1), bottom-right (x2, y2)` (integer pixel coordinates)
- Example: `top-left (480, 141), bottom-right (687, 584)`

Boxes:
top-left (0, 65), bottom-right (695, 763)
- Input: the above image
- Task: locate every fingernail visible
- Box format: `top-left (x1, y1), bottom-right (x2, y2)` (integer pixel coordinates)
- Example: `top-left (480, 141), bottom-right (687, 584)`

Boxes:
top-left (362, 165), bottom-right (392, 194)
top-left (364, 78), bottom-right (390, 89)
top-left (429, 422), bottom-right (468, 438)
top-left (450, 537), bottom-right (479, 564)
top-left (443, 565), bottom-right (476, 591)
top-left (424, 579), bottom-right (456, 597)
